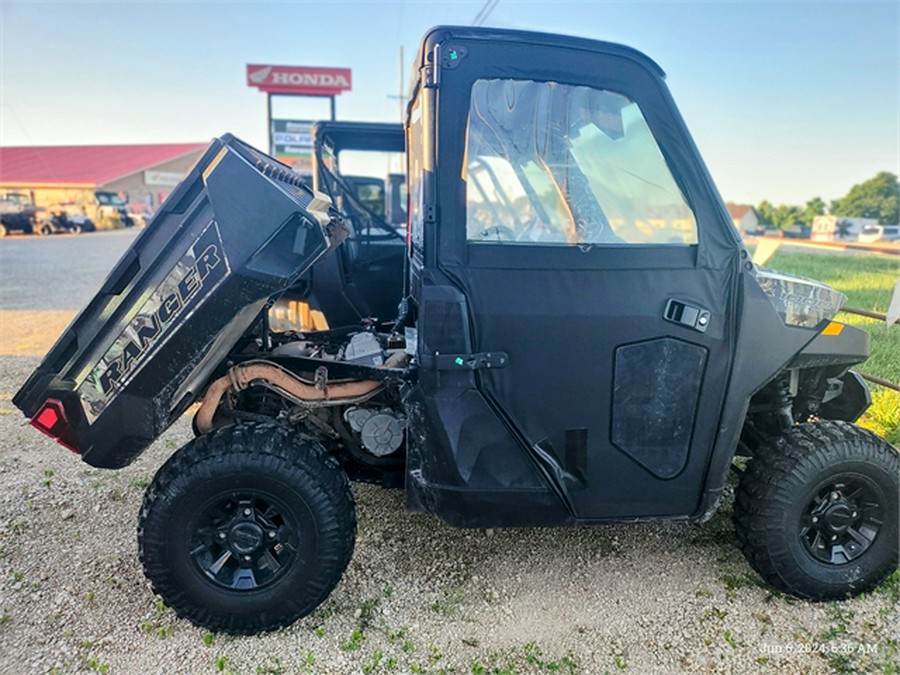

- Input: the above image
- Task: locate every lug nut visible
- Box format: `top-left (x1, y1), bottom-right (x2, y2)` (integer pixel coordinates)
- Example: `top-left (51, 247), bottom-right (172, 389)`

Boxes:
top-left (830, 492), bottom-right (839, 500)
top-left (852, 512), bottom-right (857, 518)
top-left (243, 508), bottom-right (252, 517)
top-left (831, 535), bottom-right (838, 541)
top-left (811, 516), bottom-right (819, 524)
top-left (218, 532), bottom-right (227, 540)
top-left (268, 531), bottom-right (277, 539)
top-left (244, 555), bottom-right (252, 562)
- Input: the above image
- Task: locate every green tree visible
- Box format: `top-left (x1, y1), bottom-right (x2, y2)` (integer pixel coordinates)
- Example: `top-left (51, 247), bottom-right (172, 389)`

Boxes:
top-left (799, 197), bottom-right (826, 226)
top-left (758, 200), bottom-right (801, 230)
top-left (773, 204), bottom-right (801, 229)
top-left (756, 200), bottom-right (775, 227)
top-left (831, 172), bottom-right (899, 224)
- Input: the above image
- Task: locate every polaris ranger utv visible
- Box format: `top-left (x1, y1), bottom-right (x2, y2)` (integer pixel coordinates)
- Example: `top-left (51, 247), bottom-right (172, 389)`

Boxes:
top-left (14, 26), bottom-right (898, 634)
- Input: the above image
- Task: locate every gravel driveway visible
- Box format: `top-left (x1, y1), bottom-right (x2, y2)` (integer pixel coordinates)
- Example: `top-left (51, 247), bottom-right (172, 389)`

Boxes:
top-left (0, 233), bottom-right (896, 674)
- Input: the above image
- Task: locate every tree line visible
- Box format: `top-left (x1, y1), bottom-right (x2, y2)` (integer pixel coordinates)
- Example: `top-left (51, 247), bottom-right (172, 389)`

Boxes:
top-left (739, 172), bottom-right (899, 230)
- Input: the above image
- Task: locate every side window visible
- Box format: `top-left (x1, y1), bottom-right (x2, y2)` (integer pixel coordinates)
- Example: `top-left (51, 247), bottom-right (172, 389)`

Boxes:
top-left (465, 79), bottom-right (697, 245)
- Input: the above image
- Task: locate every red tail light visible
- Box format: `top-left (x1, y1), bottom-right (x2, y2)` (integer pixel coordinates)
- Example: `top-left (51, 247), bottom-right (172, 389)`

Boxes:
top-left (31, 399), bottom-right (79, 454)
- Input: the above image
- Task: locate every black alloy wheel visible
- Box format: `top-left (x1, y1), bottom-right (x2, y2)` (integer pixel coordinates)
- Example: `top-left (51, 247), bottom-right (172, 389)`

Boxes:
top-left (734, 421), bottom-right (898, 599)
top-left (800, 476), bottom-right (885, 566)
top-left (139, 422), bottom-right (356, 633)
top-left (190, 492), bottom-right (297, 591)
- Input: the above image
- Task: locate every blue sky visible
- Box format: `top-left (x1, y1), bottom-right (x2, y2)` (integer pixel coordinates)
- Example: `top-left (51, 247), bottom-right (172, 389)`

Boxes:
top-left (1, 1), bottom-right (897, 206)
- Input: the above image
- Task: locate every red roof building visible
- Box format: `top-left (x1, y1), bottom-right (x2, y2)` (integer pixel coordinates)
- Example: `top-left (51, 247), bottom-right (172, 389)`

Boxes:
top-left (0, 144), bottom-right (207, 187)
top-left (0, 143), bottom-right (208, 212)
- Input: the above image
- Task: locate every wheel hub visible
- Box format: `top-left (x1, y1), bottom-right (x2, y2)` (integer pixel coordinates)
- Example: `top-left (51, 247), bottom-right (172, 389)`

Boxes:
top-left (821, 502), bottom-right (854, 533)
top-left (801, 480), bottom-right (883, 565)
top-left (229, 522), bottom-right (264, 555)
top-left (190, 495), bottom-right (296, 590)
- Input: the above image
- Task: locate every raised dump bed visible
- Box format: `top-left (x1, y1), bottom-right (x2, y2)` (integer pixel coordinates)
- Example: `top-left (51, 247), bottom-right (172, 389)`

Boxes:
top-left (14, 134), bottom-right (344, 468)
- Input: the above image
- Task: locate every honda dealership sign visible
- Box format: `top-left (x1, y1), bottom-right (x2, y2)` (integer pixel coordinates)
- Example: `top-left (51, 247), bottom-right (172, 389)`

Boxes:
top-left (246, 64), bottom-right (352, 95)
top-left (247, 64), bottom-right (348, 159)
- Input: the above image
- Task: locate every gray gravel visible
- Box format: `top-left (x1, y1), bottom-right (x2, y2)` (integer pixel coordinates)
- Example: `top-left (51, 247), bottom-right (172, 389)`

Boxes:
top-left (0, 354), bottom-right (897, 674)
top-left (0, 233), bottom-right (897, 673)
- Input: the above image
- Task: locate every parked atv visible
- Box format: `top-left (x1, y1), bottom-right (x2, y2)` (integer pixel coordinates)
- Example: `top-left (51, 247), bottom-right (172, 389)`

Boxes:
top-left (0, 193), bottom-right (91, 236)
top-left (14, 26), bottom-right (898, 635)
top-left (0, 192), bottom-right (42, 236)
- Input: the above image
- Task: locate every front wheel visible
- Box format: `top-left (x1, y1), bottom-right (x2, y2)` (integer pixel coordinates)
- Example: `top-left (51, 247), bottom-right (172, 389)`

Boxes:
top-left (734, 421), bottom-right (898, 599)
top-left (138, 422), bottom-right (356, 633)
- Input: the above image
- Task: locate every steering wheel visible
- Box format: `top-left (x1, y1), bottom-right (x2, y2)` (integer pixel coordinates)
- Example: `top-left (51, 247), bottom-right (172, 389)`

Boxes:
top-left (478, 225), bottom-right (518, 242)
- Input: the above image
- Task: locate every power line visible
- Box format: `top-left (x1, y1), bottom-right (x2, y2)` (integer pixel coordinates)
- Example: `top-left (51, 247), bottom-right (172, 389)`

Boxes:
top-left (472, 0), bottom-right (499, 26)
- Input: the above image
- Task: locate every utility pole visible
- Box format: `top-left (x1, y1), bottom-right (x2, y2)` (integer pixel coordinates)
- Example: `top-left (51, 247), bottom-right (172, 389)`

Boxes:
top-left (388, 46), bottom-right (406, 124)
top-left (399, 46), bottom-right (405, 121)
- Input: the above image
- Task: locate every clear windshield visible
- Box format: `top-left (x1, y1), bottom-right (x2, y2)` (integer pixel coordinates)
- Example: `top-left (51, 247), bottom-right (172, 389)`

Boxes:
top-left (318, 149), bottom-right (406, 232)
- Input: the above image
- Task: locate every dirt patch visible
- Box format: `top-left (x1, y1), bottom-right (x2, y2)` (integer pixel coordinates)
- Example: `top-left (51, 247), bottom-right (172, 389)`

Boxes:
top-left (0, 311), bottom-right (77, 356)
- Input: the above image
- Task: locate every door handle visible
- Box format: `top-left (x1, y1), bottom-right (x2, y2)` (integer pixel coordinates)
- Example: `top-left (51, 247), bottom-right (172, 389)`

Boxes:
top-left (664, 299), bottom-right (710, 333)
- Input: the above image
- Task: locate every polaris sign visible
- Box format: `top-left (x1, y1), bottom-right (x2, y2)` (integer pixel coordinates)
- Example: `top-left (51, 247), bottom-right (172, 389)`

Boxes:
top-left (246, 64), bottom-right (352, 95)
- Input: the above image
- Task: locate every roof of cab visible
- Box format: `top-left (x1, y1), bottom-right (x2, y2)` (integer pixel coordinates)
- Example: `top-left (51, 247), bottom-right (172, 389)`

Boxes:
top-left (414, 25), bottom-right (666, 79)
top-left (312, 122), bottom-right (404, 154)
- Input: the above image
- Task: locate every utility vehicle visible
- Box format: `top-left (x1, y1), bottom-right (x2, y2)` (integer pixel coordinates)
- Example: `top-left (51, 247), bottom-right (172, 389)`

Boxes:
top-left (14, 26), bottom-right (898, 634)
top-left (0, 192), bottom-right (84, 236)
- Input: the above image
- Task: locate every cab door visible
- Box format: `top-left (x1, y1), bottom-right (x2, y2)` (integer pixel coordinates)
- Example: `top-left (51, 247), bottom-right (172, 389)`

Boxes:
top-left (423, 33), bottom-right (743, 519)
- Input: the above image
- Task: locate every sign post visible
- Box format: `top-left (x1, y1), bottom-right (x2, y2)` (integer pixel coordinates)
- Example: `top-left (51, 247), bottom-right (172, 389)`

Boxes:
top-left (246, 64), bottom-right (352, 160)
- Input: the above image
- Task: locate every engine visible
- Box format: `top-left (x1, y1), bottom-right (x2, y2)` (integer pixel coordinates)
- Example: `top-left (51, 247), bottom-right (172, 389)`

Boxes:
top-left (343, 406), bottom-right (405, 457)
top-left (197, 325), bottom-right (410, 480)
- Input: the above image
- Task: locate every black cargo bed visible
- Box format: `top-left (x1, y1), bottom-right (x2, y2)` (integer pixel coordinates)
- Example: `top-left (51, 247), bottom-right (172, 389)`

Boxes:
top-left (14, 135), bottom-right (344, 468)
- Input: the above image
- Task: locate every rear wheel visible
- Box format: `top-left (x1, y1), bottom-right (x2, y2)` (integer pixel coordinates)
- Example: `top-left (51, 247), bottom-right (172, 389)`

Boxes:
top-left (734, 421), bottom-right (898, 599)
top-left (138, 422), bottom-right (356, 633)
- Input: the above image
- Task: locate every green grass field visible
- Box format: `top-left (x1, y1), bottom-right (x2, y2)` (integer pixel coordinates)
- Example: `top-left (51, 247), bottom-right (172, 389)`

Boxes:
top-left (766, 251), bottom-right (899, 445)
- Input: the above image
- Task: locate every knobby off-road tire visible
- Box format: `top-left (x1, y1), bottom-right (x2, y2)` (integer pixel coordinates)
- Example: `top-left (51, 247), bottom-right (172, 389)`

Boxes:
top-left (138, 422), bottom-right (356, 633)
top-left (734, 421), bottom-right (898, 599)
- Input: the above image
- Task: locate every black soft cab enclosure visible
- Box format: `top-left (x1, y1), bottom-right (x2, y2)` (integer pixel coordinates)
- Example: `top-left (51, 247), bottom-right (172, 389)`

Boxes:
top-left (13, 135), bottom-right (345, 468)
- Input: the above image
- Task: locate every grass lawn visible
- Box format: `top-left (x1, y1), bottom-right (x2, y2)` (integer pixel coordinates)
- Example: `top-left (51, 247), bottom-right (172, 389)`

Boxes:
top-left (765, 251), bottom-right (899, 445)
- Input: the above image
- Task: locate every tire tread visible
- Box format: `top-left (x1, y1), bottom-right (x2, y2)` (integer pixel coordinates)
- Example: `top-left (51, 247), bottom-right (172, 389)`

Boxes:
top-left (138, 422), bottom-right (356, 633)
top-left (733, 420), bottom-right (898, 599)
